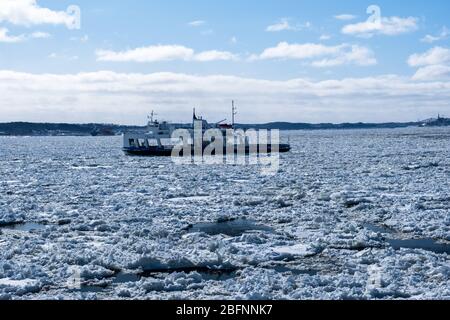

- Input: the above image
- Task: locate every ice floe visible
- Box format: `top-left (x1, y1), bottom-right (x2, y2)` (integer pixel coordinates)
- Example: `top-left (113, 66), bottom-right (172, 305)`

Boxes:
top-left (0, 128), bottom-right (448, 299)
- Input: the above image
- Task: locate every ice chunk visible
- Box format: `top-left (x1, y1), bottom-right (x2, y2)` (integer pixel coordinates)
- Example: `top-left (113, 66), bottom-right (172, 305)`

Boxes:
top-left (272, 244), bottom-right (317, 257)
top-left (0, 278), bottom-right (41, 295)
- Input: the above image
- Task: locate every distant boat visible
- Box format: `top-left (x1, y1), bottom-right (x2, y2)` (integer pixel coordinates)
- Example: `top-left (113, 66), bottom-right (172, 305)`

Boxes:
top-left (420, 114), bottom-right (450, 127)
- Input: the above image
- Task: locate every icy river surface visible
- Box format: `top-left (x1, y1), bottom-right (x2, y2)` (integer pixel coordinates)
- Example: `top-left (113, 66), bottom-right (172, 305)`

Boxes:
top-left (0, 128), bottom-right (449, 300)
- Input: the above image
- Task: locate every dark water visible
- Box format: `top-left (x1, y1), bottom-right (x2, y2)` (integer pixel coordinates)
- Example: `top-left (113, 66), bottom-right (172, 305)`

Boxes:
top-left (80, 285), bottom-right (106, 293)
top-left (364, 223), bottom-right (449, 254)
top-left (388, 239), bottom-right (450, 254)
top-left (113, 272), bottom-right (140, 284)
top-left (79, 272), bottom-right (141, 293)
top-left (363, 223), bottom-right (395, 234)
top-left (140, 266), bottom-right (238, 280)
top-left (79, 264), bottom-right (314, 293)
top-left (187, 218), bottom-right (273, 236)
top-left (271, 265), bottom-right (317, 276)
top-left (79, 268), bottom-right (237, 293)
top-left (3, 222), bottom-right (46, 232)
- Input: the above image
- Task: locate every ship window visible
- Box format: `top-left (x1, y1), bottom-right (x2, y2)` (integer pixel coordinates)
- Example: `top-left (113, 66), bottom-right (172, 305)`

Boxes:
top-left (138, 139), bottom-right (146, 147)
top-left (160, 138), bottom-right (174, 146)
top-left (129, 139), bottom-right (136, 147)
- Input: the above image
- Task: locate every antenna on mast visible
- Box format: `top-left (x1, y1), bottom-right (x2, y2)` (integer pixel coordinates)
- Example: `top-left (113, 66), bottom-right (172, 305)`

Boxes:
top-left (149, 110), bottom-right (157, 123)
top-left (232, 100), bottom-right (237, 128)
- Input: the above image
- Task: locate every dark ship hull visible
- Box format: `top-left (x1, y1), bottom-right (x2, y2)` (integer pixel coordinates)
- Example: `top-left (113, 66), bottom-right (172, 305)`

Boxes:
top-left (123, 144), bottom-right (291, 157)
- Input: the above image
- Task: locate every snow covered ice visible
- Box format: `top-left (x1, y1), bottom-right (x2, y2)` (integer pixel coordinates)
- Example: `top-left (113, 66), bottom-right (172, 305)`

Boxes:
top-left (0, 127), bottom-right (449, 300)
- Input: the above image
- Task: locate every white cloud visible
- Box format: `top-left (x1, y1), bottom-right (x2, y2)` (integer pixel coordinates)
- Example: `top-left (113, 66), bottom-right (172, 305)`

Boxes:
top-left (193, 50), bottom-right (238, 62)
top-left (408, 47), bottom-right (450, 67)
top-left (408, 47), bottom-right (450, 81)
top-left (421, 35), bottom-right (440, 44)
top-left (230, 36), bottom-right (237, 44)
top-left (0, 27), bottom-right (24, 42)
top-left (253, 42), bottom-right (376, 67)
top-left (342, 16), bottom-right (418, 37)
top-left (96, 45), bottom-right (237, 63)
top-left (1, 70), bottom-right (449, 124)
top-left (412, 65), bottom-right (450, 81)
top-left (96, 45), bottom-right (194, 62)
top-left (0, 0), bottom-right (75, 28)
top-left (319, 34), bottom-right (331, 41)
top-left (421, 27), bottom-right (449, 43)
top-left (0, 28), bottom-right (52, 42)
top-left (188, 20), bottom-right (206, 27)
top-left (257, 42), bottom-right (340, 60)
top-left (311, 45), bottom-right (377, 67)
top-left (266, 18), bottom-right (310, 32)
top-left (266, 18), bottom-right (295, 32)
top-left (334, 14), bottom-right (357, 21)
top-left (30, 31), bottom-right (50, 38)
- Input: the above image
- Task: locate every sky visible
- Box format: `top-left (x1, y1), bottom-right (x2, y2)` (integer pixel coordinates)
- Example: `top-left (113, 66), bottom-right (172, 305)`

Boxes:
top-left (1, 0), bottom-right (450, 124)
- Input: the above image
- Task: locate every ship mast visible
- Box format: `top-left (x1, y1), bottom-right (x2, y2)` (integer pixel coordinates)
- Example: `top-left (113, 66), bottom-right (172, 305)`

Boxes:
top-left (148, 110), bottom-right (157, 123)
top-left (232, 100), bottom-right (237, 128)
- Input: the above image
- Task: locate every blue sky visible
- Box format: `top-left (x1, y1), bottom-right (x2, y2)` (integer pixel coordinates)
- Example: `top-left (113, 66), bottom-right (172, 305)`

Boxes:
top-left (1, 0), bottom-right (450, 124)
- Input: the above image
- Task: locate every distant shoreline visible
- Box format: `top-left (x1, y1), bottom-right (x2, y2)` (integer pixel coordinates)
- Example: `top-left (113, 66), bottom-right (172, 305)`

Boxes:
top-left (0, 118), bottom-right (449, 136)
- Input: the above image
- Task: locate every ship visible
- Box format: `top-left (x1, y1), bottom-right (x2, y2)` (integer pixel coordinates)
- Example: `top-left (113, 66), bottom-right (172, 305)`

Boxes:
top-left (420, 114), bottom-right (450, 127)
top-left (122, 103), bottom-right (291, 157)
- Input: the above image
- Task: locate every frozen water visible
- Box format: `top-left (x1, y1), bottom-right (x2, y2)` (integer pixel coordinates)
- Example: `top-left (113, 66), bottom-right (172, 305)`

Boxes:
top-left (187, 218), bottom-right (273, 236)
top-left (0, 127), bottom-right (449, 300)
top-left (272, 244), bottom-right (318, 257)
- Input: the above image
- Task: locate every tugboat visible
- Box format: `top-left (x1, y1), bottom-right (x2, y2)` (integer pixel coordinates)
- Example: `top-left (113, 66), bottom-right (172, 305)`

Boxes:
top-left (122, 104), bottom-right (291, 157)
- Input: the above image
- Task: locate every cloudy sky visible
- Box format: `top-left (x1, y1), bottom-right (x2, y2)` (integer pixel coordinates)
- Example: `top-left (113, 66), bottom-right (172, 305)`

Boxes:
top-left (1, 0), bottom-right (450, 124)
